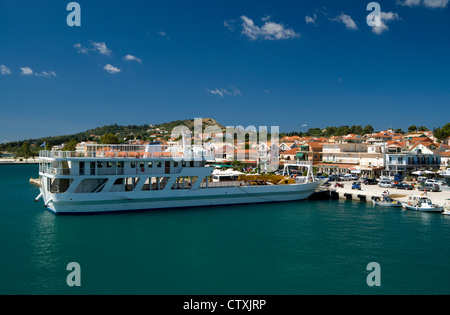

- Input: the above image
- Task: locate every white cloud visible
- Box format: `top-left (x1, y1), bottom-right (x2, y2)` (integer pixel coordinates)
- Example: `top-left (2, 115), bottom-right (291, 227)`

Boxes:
top-left (398, 0), bottom-right (448, 8)
top-left (20, 67), bottom-right (33, 75)
top-left (224, 20), bottom-right (237, 32)
top-left (35, 71), bottom-right (57, 78)
top-left (18, 67), bottom-right (56, 78)
top-left (207, 87), bottom-right (241, 98)
top-left (91, 41), bottom-right (112, 56)
top-left (398, 0), bottom-right (422, 6)
top-left (331, 13), bottom-right (358, 30)
top-left (74, 41), bottom-right (112, 56)
top-left (371, 12), bottom-right (401, 35)
top-left (103, 64), bottom-right (121, 74)
top-left (305, 13), bottom-right (317, 24)
top-left (228, 16), bottom-right (300, 41)
top-left (207, 88), bottom-right (224, 98)
top-left (123, 54), bottom-right (142, 63)
top-left (0, 65), bottom-right (11, 75)
top-left (423, 0), bottom-right (449, 8)
top-left (74, 43), bottom-right (89, 54)
top-left (158, 31), bottom-right (170, 39)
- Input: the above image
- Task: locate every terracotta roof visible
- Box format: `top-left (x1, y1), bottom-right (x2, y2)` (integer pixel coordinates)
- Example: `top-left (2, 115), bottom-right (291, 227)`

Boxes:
top-left (387, 141), bottom-right (405, 147)
top-left (305, 141), bottom-right (324, 148)
top-left (280, 148), bottom-right (298, 155)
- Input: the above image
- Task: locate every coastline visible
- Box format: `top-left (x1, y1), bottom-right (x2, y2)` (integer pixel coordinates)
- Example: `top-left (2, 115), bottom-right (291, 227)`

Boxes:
top-left (0, 158), bottom-right (39, 165)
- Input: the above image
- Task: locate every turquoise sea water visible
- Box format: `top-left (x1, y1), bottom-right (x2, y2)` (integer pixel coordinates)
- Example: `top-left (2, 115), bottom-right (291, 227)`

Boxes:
top-left (1, 164), bottom-right (450, 295)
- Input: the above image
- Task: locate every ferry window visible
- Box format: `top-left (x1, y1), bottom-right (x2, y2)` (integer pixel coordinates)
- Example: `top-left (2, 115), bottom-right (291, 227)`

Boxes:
top-left (174, 162), bottom-right (179, 167)
top-left (151, 177), bottom-right (158, 190)
top-left (79, 162), bottom-right (85, 175)
top-left (157, 162), bottom-right (162, 168)
top-left (148, 162), bottom-right (153, 168)
top-left (159, 177), bottom-right (169, 190)
top-left (117, 162), bottom-right (123, 168)
top-left (90, 162), bottom-right (96, 175)
top-left (139, 162), bottom-right (145, 168)
top-left (190, 161), bottom-right (194, 167)
top-left (113, 178), bottom-right (124, 185)
top-left (107, 162), bottom-right (112, 168)
top-left (131, 162), bottom-right (136, 168)
top-left (75, 179), bottom-right (108, 193)
top-left (97, 161), bottom-right (103, 168)
top-left (49, 179), bottom-right (73, 194)
top-left (182, 161), bottom-right (186, 167)
top-left (142, 178), bottom-right (151, 191)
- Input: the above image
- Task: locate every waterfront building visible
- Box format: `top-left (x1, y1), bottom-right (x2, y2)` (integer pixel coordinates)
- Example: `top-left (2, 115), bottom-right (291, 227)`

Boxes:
top-left (384, 150), bottom-right (441, 176)
top-left (317, 143), bottom-right (384, 177)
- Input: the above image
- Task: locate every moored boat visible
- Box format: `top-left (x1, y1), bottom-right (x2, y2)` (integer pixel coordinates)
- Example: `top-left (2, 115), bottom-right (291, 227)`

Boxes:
top-left (373, 198), bottom-right (402, 207)
top-left (35, 144), bottom-right (321, 214)
top-left (401, 196), bottom-right (444, 213)
top-left (372, 191), bottom-right (402, 207)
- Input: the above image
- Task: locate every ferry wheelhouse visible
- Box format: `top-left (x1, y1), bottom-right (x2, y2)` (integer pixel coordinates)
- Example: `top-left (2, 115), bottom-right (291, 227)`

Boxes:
top-left (35, 144), bottom-right (321, 214)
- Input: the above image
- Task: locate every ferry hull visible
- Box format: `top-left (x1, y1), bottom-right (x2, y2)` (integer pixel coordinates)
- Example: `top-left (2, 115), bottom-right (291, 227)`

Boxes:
top-left (41, 182), bottom-right (321, 214)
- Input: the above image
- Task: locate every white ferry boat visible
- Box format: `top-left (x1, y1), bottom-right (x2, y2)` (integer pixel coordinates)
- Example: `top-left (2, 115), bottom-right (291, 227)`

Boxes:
top-left (34, 144), bottom-right (321, 214)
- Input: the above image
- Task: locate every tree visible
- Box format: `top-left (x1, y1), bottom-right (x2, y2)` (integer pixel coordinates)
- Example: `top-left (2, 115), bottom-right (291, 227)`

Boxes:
top-left (418, 126), bottom-right (429, 131)
top-left (363, 125), bottom-right (374, 135)
top-left (63, 138), bottom-right (78, 151)
top-left (100, 133), bottom-right (119, 144)
top-left (16, 142), bottom-right (32, 158)
top-left (408, 125), bottom-right (417, 133)
top-left (394, 129), bottom-right (404, 134)
top-left (434, 123), bottom-right (450, 141)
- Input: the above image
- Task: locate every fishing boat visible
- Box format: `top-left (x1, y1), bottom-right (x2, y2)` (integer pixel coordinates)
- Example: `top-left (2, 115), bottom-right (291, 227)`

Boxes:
top-left (372, 195), bottom-right (402, 207)
top-left (401, 196), bottom-right (444, 213)
top-left (34, 144), bottom-right (322, 214)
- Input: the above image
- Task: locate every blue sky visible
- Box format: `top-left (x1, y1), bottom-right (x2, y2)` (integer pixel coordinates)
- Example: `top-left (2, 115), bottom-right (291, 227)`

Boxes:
top-left (0, 0), bottom-right (449, 141)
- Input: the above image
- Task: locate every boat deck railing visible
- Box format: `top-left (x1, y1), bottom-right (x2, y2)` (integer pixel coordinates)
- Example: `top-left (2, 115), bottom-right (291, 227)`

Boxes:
top-left (39, 144), bottom-right (214, 160)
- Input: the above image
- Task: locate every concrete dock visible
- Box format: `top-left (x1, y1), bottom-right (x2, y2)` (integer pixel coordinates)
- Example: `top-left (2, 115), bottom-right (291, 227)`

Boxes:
top-left (330, 184), bottom-right (450, 211)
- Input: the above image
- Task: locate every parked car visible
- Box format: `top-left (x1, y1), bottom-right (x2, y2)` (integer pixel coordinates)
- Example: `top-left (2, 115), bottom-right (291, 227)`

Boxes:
top-left (328, 175), bottom-right (339, 182)
top-left (418, 183), bottom-right (440, 192)
top-left (436, 180), bottom-right (448, 187)
top-left (364, 178), bottom-right (378, 185)
top-left (395, 183), bottom-right (413, 190)
top-left (341, 174), bottom-right (358, 181)
top-left (425, 179), bottom-right (439, 185)
top-left (378, 180), bottom-right (395, 188)
top-left (417, 176), bottom-right (428, 183)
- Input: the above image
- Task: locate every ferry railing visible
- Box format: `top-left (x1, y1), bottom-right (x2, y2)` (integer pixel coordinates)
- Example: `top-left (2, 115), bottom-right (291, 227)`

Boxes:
top-left (201, 181), bottom-right (249, 188)
top-left (281, 160), bottom-right (313, 167)
top-left (39, 149), bottom-right (215, 160)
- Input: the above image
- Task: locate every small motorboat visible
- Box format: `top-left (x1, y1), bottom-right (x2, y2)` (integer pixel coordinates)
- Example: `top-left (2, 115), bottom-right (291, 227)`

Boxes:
top-left (401, 196), bottom-right (444, 213)
top-left (372, 192), bottom-right (402, 207)
top-left (373, 197), bottom-right (402, 207)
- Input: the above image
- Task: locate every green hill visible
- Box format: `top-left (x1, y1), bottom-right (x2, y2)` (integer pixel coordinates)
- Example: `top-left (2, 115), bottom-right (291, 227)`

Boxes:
top-left (0, 118), bottom-right (224, 154)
